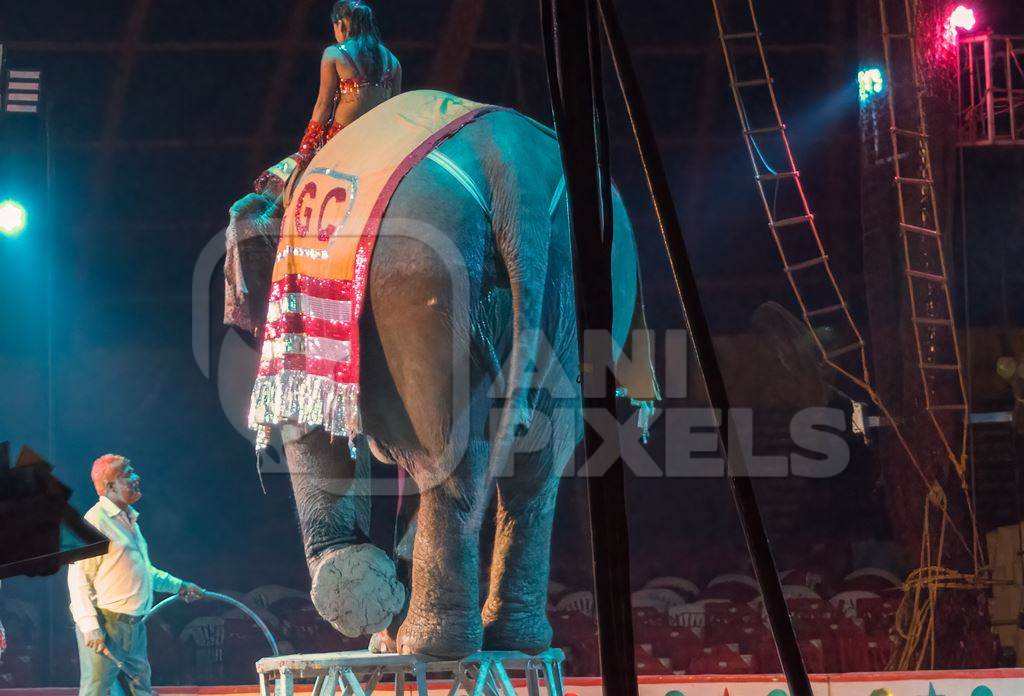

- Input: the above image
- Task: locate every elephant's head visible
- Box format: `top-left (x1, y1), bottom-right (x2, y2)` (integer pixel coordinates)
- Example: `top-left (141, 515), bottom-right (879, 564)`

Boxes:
top-left (224, 191), bottom-right (283, 334)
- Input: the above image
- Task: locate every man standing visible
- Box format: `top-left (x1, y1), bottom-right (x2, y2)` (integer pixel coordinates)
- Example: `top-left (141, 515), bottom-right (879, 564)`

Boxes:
top-left (68, 454), bottom-right (203, 695)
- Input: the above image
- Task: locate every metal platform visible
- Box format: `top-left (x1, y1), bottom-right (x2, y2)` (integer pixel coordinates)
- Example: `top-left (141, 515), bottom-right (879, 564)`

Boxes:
top-left (255, 648), bottom-right (566, 696)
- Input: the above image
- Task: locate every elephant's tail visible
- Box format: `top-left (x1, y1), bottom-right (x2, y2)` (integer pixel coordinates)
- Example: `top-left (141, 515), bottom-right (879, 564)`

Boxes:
top-left (473, 130), bottom-right (560, 525)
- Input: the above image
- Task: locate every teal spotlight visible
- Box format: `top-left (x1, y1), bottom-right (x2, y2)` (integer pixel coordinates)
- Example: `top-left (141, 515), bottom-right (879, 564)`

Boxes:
top-left (858, 67), bottom-right (885, 104)
top-left (0, 200), bottom-right (27, 237)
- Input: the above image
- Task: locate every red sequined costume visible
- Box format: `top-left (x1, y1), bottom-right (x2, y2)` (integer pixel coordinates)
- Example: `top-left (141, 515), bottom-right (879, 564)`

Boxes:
top-left (254, 45), bottom-right (398, 195)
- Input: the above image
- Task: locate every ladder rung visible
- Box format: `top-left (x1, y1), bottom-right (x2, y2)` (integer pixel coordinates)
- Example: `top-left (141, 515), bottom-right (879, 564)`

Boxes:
top-left (913, 317), bottom-right (953, 326)
top-left (899, 223), bottom-right (940, 238)
top-left (895, 176), bottom-right (933, 186)
top-left (892, 127), bottom-right (928, 138)
top-left (770, 214), bottom-right (813, 229)
top-left (785, 256), bottom-right (827, 273)
top-left (928, 403), bottom-right (967, 411)
top-left (826, 342), bottom-right (863, 360)
top-left (885, 32), bottom-right (914, 40)
top-left (723, 31), bottom-right (759, 40)
top-left (745, 124), bottom-right (785, 136)
top-left (756, 171), bottom-right (799, 182)
top-left (908, 269), bottom-right (946, 283)
top-left (735, 78), bottom-right (770, 88)
top-left (921, 363), bottom-right (959, 371)
top-left (805, 303), bottom-right (845, 319)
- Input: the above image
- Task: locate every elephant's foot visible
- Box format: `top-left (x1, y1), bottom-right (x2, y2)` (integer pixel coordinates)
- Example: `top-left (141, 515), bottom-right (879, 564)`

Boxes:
top-left (396, 605), bottom-right (482, 659)
top-left (368, 630), bottom-right (397, 654)
top-left (482, 602), bottom-right (553, 654)
top-left (309, 544), bottom-right (406, 638)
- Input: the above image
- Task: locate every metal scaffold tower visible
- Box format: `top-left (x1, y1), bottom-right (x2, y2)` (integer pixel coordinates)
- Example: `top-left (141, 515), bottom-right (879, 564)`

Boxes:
top-left (959, 32), bottom-right (1024, 145)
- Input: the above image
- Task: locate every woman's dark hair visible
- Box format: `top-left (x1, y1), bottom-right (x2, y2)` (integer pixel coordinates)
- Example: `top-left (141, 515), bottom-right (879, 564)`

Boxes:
top-left (332, 1), bottom-right (385, 83)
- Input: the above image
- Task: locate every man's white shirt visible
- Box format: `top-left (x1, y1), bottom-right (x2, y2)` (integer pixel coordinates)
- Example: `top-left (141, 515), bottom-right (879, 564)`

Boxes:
top-left (67, 496), bottom-right (182, 633)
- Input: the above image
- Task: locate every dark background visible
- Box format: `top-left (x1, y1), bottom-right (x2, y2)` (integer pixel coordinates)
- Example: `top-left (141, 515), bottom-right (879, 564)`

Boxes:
top-left (1, 0), bottom-right (1021, 685)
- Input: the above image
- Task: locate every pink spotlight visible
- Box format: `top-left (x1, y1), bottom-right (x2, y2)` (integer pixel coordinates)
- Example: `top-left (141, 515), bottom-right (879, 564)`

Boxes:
top-left (949, 5), bottom-right (977, 32)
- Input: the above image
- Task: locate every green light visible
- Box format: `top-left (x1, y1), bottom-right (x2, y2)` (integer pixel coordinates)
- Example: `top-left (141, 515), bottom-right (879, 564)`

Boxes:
top-left (0, 200), bottom-right (27, 237)
top-left (858, 68), bottom-right (885, 104)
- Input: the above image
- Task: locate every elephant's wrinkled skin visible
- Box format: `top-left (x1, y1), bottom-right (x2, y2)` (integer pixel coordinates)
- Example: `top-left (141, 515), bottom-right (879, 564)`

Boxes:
top-left (226, 109), bottom-right (652, 658)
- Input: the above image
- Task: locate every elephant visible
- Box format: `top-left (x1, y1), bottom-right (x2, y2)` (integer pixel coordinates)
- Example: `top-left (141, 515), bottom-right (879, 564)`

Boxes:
top-left (225, 104), bottom-right (658, 658)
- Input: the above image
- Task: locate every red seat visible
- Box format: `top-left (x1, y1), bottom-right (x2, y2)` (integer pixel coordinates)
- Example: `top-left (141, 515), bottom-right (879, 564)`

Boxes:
top-left (704, 601), bottom-right (761, 645)
top-left (635, 644), bottom-right (673, 675)
top-left (550, 610), bottom-right (599, 677)
top-left (632, 606), bottom-right (669, 627)
top-left (853, 596), bottom-right (900, 634)
top-left (638, 624), bottom-right (703, 673)
top-left (754, 637), bottom-right (825, 674)
top-left (689, 644), bottom-right (752, 675)
top-left (836, 627), bottom-right (893, 672)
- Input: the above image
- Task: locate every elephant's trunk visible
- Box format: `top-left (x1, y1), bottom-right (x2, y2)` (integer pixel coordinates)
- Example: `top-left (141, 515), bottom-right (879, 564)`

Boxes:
top-left (224, 192), bottom-right (282, 334)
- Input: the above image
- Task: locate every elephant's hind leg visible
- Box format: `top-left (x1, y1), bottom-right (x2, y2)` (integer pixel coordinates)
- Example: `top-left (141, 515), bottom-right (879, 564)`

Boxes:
top-left (482, 405), bottom-right (575, 653)
top-left (396, 439), bottom-right (491, 658)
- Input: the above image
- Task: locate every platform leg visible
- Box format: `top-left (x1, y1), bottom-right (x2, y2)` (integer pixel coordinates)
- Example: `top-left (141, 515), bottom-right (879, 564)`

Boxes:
top-left (542, 660), bottom-right (560, 696)
top-left (553, 659), bottom-right (565, 696)
top-left (471, 661), bottom-right (492, 696)
top-left (277, 669), bottom-right (295, 696)
top-left (320, 667), bottom-right (339, 696)
top-left (446, 668), bottom-right (463, 696)
top-left (341, 668), bottom-right (367, 696)
top-left (492, 663), bottom-right (516, 696)
top-left (525, 664), bottom-right (541, 696)
top-left (364, 666), bottom-right (383, 694)
top-left (414, 663), bottom-right (429, 696)
top-left (394, 669), bottom-right (405, 696)
top-left (259, 674), bottom-right (270, 696)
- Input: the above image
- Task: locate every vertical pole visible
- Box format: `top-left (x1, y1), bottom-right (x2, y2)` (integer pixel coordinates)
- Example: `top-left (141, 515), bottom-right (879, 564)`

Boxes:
top-left (539, 0), bottom-right (638, 694)
top-left (957, 39), bottom-right (964, 142)
top-left (44, 98), bottom-right (57, 686)
top-left (1006, 38), bottom-right (1016, 144)
top-left (595, 1), bottom-right (813, 695)
top-left (967, 42), bottom-right (976, 143)
top-left (984, 34), bottom-right (994, 144)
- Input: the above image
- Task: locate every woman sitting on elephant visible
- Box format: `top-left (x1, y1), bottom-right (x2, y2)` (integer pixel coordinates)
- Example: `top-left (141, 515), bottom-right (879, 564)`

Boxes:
top-left (254, 0), bottom-right (402, 196)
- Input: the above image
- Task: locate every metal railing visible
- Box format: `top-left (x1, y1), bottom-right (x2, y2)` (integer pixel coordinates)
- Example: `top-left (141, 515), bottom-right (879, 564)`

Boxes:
top-left (959, 33), bottom-right (1024, 145)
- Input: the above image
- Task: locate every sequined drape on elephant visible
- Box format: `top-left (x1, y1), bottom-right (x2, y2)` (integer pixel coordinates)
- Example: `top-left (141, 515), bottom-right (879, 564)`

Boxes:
top-left (249, 91), bottom-right (494, 448)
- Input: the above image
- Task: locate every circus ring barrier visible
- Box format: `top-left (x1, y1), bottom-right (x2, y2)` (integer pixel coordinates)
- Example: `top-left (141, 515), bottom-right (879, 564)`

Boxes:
top-left (0, 668), bottom-right (1022, 695)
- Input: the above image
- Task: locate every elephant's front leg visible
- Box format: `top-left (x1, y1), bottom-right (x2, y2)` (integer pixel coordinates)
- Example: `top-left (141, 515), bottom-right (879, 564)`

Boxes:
top-left (397, 440), bottom-right (490, 658)
top-left (283, 427), bottom-right (405, 638)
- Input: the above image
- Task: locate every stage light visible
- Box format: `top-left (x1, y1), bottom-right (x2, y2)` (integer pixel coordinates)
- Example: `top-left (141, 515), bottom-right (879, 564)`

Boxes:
top-left (858, 68), bottom-right (885, 104)
top-left (949, 5), bottom-right (976, 32)
top-left (0, 200), bottom-right (27, 237)
top-left (945, 5), bottom-right (977, 43)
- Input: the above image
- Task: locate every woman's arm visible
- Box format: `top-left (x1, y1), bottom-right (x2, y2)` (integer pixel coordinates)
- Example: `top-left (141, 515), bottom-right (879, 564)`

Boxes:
top-left (311, 47), bottom-right (341, 124)
top-left (295, 47), bottom-right (342, 167)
